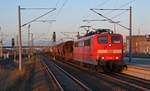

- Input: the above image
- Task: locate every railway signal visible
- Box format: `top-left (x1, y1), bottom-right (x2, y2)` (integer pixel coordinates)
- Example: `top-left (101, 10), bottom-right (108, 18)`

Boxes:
top-left (12, 38), bottom-right (15, 48)
top-left (12, 38), bottom-right (16, 62)
top-left (52, 32), bottom-right (56, 44)
top-left (52, 32), bottom-right (56, 60)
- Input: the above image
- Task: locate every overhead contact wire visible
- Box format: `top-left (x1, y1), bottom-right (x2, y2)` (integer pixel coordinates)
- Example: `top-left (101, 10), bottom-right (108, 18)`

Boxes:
top-left (82, 0), bottom-right (111, 20)
top-left (111, 10), bottom-right (128, 19)
top-left (104, 0), bottom-right (135, 16)
top-left (55, 0), bottom-right (69, 18)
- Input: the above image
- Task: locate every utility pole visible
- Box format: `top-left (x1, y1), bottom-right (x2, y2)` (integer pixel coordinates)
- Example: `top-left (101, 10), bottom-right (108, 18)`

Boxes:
top-left (28, 25), bottom-right (30, 59)
top-left (0, 40), bottom-right (2, 58)
top-left (18, 5), bottom-right (22, 72)
top-left (129, 7), bottom-right (132, 62)
top-left (17, 6), bottom-right (56, 71)
top-left (28, 25), bottom-right (30, 48)
top-left (0, 26), bottom-right (3, 58)
top-left (31, 33), bottom-right (34, 55)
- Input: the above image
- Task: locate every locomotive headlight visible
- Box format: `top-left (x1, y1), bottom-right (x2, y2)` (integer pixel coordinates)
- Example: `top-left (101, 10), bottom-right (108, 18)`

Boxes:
top-left (101, 57), bottom-right (104, 59)
top-left (116, 56), bottom-right (119, 59)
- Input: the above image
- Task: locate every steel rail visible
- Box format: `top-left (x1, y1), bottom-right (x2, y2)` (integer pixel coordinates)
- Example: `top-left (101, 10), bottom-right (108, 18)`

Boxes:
top-left (53, 62), bottom-right (92, 91)
top-left (96, 73), bottom-right (148, 91)
top-left (40, 60), bottom-right (64, 91)
top-left (114, 73), bottom-right (150, 85)
top-left (60, 61), bottom-right (149, 91)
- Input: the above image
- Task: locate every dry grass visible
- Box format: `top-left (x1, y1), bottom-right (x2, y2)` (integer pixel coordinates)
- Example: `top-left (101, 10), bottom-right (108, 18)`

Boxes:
top-left (0, 56), bottom-right (36, 91)
top-left (0, 55), bottom-right (53, 91)
top-left (0, 67), bottom-right (22, 90)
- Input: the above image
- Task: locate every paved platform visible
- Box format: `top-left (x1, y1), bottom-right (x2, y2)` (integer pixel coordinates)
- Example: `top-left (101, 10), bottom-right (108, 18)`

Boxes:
top-left (123, 57), bottom-right (150, 80)
top-left (124, 57), bottom-right (150, 68)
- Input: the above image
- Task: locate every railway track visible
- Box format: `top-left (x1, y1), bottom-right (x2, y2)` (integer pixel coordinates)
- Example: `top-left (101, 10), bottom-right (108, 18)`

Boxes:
top-left (52, 58), bottom-right (150, 91)
top-left (113, 73), bottom-right (150, 86)
top-left (40, 60), bottom-right (63, 91)
top-left (96, 73), bottom-right (150, 91)
top-left (40, 55), bottom-right (91, 91)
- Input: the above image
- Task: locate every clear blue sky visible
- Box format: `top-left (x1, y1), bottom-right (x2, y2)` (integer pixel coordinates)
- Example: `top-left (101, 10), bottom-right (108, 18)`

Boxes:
top-left (0, 0), bottom-right (150, 45)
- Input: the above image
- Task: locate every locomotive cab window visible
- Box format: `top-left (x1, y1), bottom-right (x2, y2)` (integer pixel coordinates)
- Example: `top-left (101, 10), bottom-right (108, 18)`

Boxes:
top-left (98, 36), bottom-right (108, 44)
top-left (111, 36), bottom-right (121, 44)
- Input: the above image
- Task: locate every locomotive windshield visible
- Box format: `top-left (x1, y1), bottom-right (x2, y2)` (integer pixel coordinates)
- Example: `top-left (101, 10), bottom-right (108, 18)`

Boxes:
top-left (111, 36), bottom-right (121, 44)
top-left (98, 36), bottom-right (108, 44)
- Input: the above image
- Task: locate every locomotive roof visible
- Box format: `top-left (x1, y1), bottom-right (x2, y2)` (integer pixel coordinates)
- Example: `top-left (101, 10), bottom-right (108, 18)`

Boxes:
top-left (75, 29), bottom-right (122, 42)
top-left (75, 33), bottom-right (122, 42)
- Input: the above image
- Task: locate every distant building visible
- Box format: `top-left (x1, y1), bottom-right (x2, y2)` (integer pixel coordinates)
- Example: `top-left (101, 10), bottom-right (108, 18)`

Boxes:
top-left (125, 35), bottom-right (150, 54)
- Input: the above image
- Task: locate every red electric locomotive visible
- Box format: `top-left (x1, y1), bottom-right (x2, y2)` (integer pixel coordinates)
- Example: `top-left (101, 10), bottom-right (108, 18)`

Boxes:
top-left (74, 29), bottom-right (125, 72)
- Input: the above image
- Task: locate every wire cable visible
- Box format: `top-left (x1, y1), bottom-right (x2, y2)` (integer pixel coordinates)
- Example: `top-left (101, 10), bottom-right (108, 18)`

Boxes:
top-left (56, 0), bottom-right (61, 7)
top-left (97, 0), bottom-right (111, 7)
top-left (55, 0), bottom-right (69, 18)
top-left (118, 0), bottom-right (135, 9)
top-left (21, 8), bottom-right (56, 27)
top-left (111, 10), bottom-right (128, 19)
top-left (104, 0), bottom-right (135, 16)
top-left (82, 0), bottom-right (111, 20)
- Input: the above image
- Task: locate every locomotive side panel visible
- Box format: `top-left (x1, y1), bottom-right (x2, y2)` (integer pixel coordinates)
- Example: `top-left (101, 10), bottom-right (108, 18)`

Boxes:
top-left (74, 36), bottom-right (98, 65)
top-left (87, 37), bottom-right (97, 65)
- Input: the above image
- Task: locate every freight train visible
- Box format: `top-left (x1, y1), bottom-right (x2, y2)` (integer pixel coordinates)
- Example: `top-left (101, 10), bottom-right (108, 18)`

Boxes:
top-left (51, 29), bottom-right (126, 72)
